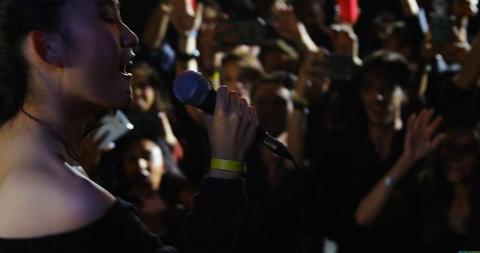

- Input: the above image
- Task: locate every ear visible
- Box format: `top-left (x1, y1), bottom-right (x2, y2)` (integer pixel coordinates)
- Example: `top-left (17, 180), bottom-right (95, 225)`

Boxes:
top-left (25, 30), bottom-right (65, 69)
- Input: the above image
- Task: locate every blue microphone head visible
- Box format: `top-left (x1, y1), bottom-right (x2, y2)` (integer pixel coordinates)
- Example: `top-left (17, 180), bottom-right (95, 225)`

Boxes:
top-left (173, 70), bottom-right (212, 107)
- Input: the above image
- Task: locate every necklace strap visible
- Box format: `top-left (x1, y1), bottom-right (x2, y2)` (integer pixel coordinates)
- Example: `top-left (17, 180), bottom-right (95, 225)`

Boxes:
top-left (20, 108), bottom-right (83, 166)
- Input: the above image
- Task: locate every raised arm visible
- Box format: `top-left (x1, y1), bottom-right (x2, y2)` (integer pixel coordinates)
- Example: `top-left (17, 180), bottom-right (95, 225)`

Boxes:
top-left (355, 109), bottom-right (445, 226)
top-left (179, 86), bottom-right (258, 252)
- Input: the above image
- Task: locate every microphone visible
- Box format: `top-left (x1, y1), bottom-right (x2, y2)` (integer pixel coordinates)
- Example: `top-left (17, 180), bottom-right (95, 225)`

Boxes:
top-left (173, 70), bottom-right (296, 162)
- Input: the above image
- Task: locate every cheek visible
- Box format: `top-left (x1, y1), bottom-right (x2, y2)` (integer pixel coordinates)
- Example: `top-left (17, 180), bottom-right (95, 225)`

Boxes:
top-left (133, 87), bottom-right (143, 98)
top-left (360, 90), bottom-right (372, 106)
top-left (145, 88), bottom-right (156, 104)
top-left (67, 20), bottom-right (119, 66)
top-left (66, 23), bottom-right (121, 88)
top-left (149, 160), bottom-right (164, 179)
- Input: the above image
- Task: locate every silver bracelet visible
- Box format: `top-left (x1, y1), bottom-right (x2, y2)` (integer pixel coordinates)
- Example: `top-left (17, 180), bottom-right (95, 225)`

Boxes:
top-left (384, 176), bottom-right (395, 188)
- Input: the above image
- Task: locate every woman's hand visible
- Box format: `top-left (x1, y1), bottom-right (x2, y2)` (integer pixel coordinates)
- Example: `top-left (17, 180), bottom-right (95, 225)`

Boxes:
top-left (80, 130), bottom-right (115, 175)
top-left (401, 109), bottom-right (446, 166)
top-left (271, 2), bottom-right (302, 42)
top-left (330, 24), bottom-right (358, 57)
top-left (167, 0), bottom-right (202, 34)
top-left (270, 2), bottom-right (318, 53)
top-left (206, 86), bottom-right (258, 177)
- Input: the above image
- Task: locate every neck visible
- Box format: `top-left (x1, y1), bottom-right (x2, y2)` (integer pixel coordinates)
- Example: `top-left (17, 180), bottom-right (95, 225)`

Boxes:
top-left (21, 98), bottom-right (100, 152)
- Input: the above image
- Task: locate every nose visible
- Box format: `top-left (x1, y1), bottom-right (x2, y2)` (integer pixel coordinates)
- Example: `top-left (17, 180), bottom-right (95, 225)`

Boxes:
top-left (120, 22), bottom-right (139, 48)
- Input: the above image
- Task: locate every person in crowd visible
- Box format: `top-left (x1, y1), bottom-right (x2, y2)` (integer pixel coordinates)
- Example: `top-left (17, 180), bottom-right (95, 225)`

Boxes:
top-left (220, 51), bottom-right (263, 102)
top-left (311, 50), bottom-right (414, 253)
top-left (111, 123), bottom-right (192, 246)
top-left (0, 1), bottom-right (258, 253)
top-left (419, 109), bottom-right (480, 251)
top-left (128, 62), bottom-right (183, 160)
top-left (356, 108), bottom-right (480, 251)
top-left (258, 40), bottom-right (301, 74)
top-left (235, 72), bottom-right (304, 253)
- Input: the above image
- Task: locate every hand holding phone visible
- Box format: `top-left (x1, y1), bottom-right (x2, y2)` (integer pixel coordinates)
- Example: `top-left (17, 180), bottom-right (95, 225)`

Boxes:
top-left (430, 14), bottom-right (455, 45)
top-left (93, 110), bottom-right (134, 150)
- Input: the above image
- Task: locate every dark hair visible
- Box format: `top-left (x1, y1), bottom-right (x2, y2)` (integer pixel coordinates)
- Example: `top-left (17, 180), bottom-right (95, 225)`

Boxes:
top-left (356, 50), bottom-right (411, 90)
top-left (250, 71), bottom-right (297, 99)
top-left (0, 0), bottom-right (66, 125)
top-left (116, 116), bottom-right (184, 179)
top-left (383, 21), bottom-right (422, 62)
top-left (131, 62), bottom-right (172, 112)
top-left (258, 40), bottom-right (300, 64)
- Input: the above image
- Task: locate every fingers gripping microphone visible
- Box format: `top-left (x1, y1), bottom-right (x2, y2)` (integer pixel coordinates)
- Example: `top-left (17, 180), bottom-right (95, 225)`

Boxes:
top-left (173, 70), bottom-right (296, 162)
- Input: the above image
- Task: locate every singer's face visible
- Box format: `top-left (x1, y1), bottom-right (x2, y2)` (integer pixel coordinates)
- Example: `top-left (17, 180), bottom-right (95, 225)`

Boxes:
top-left (360, 70), bottom-right (397, 126)
top-left (59, 0), bottom-right (138, 110)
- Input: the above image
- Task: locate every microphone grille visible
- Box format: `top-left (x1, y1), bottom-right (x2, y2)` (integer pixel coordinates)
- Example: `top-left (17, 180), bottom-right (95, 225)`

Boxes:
top-left (173, 70), bottom-right (212, 107)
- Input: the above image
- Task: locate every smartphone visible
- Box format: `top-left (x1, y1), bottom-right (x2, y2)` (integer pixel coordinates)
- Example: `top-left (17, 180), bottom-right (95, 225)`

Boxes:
top-left (217, 18), bottom-right (267, 46)
top-left (430, 14), bottom-right (454, 45)
top-left (93, 110), bottom-right (134, 149)
top-left (329, 54), bottom-right (356, 82)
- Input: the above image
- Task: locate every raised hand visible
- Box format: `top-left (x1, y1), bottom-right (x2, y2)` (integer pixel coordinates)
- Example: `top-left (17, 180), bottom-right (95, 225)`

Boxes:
top-left (330, 24), bottom-right (359, 57)
top-left (440, 26), bottom-right (471, 62)
top-left (162, 0), bottom-right (202, 34)
top-left (270, 2), bottom-right (319, 52)
top-left (271, 2), bottom-right (302, 41)
top-left (402, 109), bottom-right (446, 164)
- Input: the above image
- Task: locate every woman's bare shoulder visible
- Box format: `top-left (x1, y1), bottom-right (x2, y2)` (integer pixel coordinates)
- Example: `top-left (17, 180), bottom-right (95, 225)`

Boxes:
top-left (0, 149), bottom-right (115, 239)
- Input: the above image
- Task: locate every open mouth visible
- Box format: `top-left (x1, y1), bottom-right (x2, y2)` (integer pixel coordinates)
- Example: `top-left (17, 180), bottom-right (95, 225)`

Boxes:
top-left (119, 60), bottom-right (133, 76)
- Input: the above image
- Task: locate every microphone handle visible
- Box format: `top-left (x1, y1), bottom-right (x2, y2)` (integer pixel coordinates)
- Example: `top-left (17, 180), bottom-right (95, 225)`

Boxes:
top-left (256, 131), bottom-right (295, 161)
top-left (198, 90), bottom-right (217, 114)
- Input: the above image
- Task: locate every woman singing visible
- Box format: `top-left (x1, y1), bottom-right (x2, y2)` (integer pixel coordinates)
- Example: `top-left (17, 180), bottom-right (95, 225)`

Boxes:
top-left (0, 0), bottom-right (258, 252)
